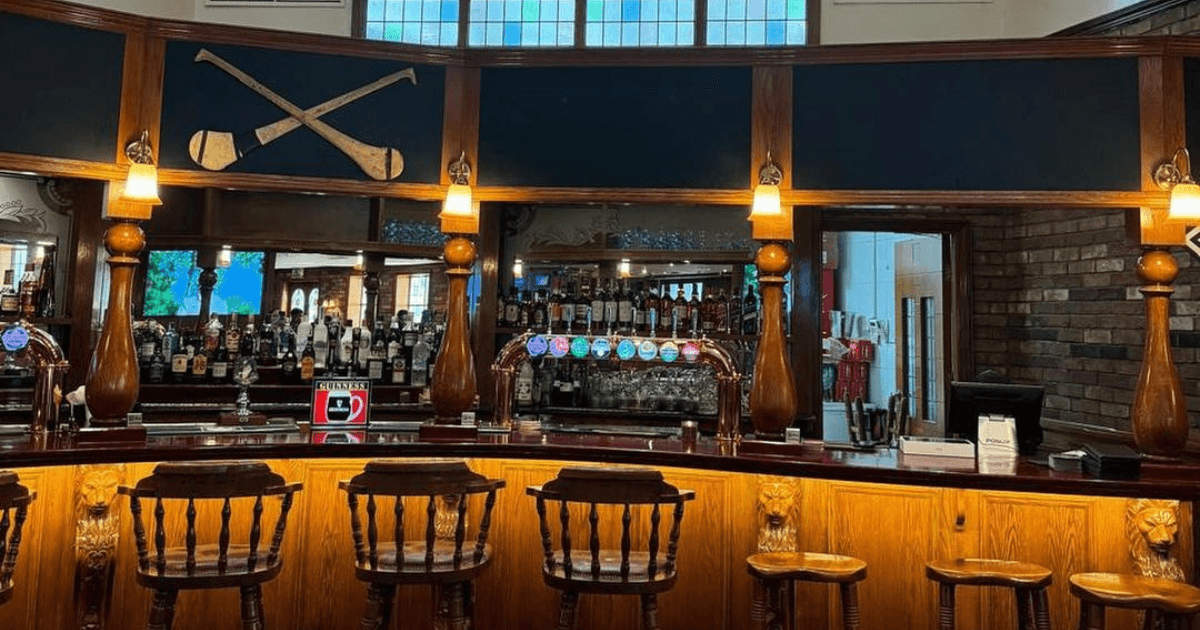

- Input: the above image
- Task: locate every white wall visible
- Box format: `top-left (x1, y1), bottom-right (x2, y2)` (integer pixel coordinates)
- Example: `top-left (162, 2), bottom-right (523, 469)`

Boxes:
top-left (822, 0), bottom-right (1142, 45)
top-left (69, 0), bottom-right (193, 20)
top-left (192, 1), bottom-right (352, 36)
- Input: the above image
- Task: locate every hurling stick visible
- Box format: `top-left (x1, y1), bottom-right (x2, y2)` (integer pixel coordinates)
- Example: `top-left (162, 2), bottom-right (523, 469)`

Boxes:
top-left (194, 48), bottom-right (404, 181)
top-left (189, 67), bottom-right (416, 171)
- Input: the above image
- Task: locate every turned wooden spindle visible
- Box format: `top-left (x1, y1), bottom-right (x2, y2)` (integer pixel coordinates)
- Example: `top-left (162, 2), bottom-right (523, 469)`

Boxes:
top-left (86, 220), bottom-right (145, 426)
top-left (431, 236), bottom-right (477, 423)
top-left (1131, 249), bottom-right (1189, 459)
top-left (750, 242), bottom-right (799, 439)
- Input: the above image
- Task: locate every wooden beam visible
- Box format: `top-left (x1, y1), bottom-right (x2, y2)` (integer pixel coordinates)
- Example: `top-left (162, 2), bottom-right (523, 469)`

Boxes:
top-left (1137, 55), bottom-right (1187, 245)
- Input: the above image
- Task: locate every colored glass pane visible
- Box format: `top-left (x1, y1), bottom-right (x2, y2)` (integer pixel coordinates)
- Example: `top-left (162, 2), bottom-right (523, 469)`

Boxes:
top-left (365, 0), bottom-right (459, 45)
top-left (707, 0), bottom-right (805, 46)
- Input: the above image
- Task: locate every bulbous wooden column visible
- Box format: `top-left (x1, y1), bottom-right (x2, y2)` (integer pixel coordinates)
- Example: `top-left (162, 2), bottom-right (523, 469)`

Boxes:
top-left (85, 220), bottom-right (145, 426)
top-left (750, 242), bottom-right (798, 440)
top-left (430, 236), bottom-right (477, 423)
top-left (1131, 249), bottom-right (1189, 458)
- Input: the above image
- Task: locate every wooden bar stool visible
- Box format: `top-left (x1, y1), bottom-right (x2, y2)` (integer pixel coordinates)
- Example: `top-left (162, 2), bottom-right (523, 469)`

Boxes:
top-left (339, 460), bottom-right (505, 630)
top-left (526, 467), bottom-right (695, 630)
top-left (1070, 572), bottom-right (1200, 629)
top-left (926, 558), bottom-right (1052, 630)
top-left (118, 461), bottom-right (302, 630)
top-left (746, 551), bottom-right (867, 630)
top-left (0, 471), bottom-right (34, 607)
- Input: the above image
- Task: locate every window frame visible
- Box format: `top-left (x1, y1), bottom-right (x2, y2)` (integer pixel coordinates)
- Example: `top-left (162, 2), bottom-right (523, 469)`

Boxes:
top-left (352, 0), bottom-right (819, 47)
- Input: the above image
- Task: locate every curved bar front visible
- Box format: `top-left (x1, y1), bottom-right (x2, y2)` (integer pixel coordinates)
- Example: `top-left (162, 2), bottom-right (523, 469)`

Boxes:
top-left (0, 429), bottom-right (1192, 630)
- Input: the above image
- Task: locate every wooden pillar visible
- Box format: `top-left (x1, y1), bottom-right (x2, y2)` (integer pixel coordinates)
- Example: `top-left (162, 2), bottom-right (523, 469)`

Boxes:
top-left (85, 219), bottom-right (144, 426)
top-left (430, 236), bottom-right (477, 423)
top-left (750, 242), bottom-right (799, 439)
top-left (1131, 249), bottom-right (1188, 458)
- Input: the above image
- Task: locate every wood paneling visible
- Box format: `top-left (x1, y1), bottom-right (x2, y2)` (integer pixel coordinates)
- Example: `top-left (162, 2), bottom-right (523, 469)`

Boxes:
top-left (1137, 55), bottom-right (1187, 245)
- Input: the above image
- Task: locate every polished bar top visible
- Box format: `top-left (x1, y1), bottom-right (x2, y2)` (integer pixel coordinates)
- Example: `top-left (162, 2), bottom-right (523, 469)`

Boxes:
top-left (2, 426), bottom-right (1199, 501)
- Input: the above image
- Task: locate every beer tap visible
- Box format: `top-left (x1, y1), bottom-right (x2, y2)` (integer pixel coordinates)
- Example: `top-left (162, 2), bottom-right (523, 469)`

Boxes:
top-left (1, 298), bottom-right (68, 434)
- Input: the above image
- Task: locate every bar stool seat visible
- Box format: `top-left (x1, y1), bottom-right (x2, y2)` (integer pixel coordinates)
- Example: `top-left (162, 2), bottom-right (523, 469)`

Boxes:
top-left (340, 459), bottom-right (505, 629)
top-left (925, 558), bottom-right (1052, 630)
top-left (1070, 572), bottom-right (1200, 628)
top-left (0, 471), bottom-right (34, 607)
top-left (119, 460), bottom-right (302, 630)
top-left (747, 552), bottom-right (867, 630)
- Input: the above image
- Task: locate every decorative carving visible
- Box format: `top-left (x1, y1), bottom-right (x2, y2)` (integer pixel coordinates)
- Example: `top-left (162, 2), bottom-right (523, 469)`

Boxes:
top-left (756, 477), bottom-right (801, 553)
top-left (75, 465), bottom-right (124, 630)
top-left (37, 178), bottom-right (74, 213)
top-left (435, 494), bottom-right (466, 541)
top-left (528, 208), bottom-right (619, 249)
top-left (1126, 498), bottom-right (1185, 582)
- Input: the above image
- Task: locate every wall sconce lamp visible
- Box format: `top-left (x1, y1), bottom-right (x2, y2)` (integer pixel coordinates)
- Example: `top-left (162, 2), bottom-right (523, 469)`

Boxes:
top-left (217, 245), bottom-right (233, 269)
top-left (120, 130), bottom-right (162, 207)
top-left (749, 152), bottom-right (792, 241)
top-left (440, 152), bottom-right (479, 234)
top-left (1153, 148), bottom-right (1200, 221)
top-left (619, 258), bottom-right (632, 278)
top-left (512, 258), bottom-right (524, 279)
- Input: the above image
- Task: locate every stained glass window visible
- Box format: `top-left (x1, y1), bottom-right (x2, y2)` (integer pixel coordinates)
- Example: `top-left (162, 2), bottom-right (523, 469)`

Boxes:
top-left (584, 0), bottom-right (695, 46)
top-left (467, 0), bottom-right (575, 47)
top-left (364, 0), bottom-right (461, 46)
top-left (706, 0), bottom-right (805, 46)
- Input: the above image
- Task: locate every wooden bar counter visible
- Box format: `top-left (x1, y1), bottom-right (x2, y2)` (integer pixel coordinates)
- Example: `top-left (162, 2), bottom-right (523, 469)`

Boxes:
top-left (0, 427), bottom-right (1193, 630)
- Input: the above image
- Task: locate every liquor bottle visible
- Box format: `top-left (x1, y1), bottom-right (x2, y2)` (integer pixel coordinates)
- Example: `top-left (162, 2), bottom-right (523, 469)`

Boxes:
top-left (300, 331), bottom-right (316, 383)
top-left (559, 281), bottom-right (576, 332)
top-left (530, 289), bottom-right (548, 330)
top-left (516, 360), bottom-right (534, 410)
top-left (503, 286), bottom-right (521, 327)
top-left (742, 285), bottom-right (759, 335)
top-left (517, 289), bottom-right (531, 329)
top-left (701, 288), bottom-right (717, 334)
top-left (644, 287), bottom-right (660, 334)
top-left (410, 333), bottom-right (430, 388)
top-left (603, 280), bottom-right (618, 331)
top-left (386, 315), bottom-right (402, 373)
top-left (688, 285), bottom-right (702, 335)
top-left (170, 333), bottom-right (190, 384)
top-left (592, 280), bottom-right (607, 333)
top-left (241, 316), bottom-right (257, 359)
top-left (147, 347), bottom-right (166, 384)
top-left (210, 332), bottom-right (230, 383)
top-left (367, 321), bottom-right (386, 382)
top-left (203, 314), bottom-right (223, 354)
top-left (257, 315), bottom-right (275, 366)
top-left (358, 324), bottom-right (373, 375)
top-left (495, 288), bottom-right (507, 326)
top-left (341, 322), bottom-right (357, 377)
top-left (280, 335), bottom-right (299, 384)
top-left (550, 363), bottom-right (574, 407)
top-left (548, 281), bottom-right (563, 330)
top-left (326, 315), bottom-right (342, 367)
top-left (136, 321), bottom-right (159, 375)
top-left (17, 262), bottom-right (37, 316)
top-left (672, 288), bottom-right (687, 334)
top-left (619, 281), bottom-right (635, 333)
top-left (296, 318), bottom-right (312, 356)
top-left (274, 311), bottom-right (291, 361)
top-left (190, 333), bottom-right (209, 384)
top-left (225, 313), bottom-right (241, 363)
top-left (390, 320), bottom-right (409, 386)
top-left (573, 280), bottom-right (590, 333)
top-left (726, 287), bottom-right (742, 335)
top-left (715, 288), bottom-right (731, 334)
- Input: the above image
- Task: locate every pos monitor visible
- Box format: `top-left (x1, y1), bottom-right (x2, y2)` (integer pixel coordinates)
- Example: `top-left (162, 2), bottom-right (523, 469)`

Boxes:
top-left (947, 381), bottom-right (1045, 455)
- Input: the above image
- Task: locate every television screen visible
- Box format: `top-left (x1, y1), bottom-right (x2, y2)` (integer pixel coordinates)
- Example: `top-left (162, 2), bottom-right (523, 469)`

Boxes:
top-left (143, 250), bottom-right (264, 316)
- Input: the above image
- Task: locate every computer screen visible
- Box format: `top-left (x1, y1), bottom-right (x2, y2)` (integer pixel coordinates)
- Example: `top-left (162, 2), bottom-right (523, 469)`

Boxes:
top-left (947, 381), bottom-right (1045, 455)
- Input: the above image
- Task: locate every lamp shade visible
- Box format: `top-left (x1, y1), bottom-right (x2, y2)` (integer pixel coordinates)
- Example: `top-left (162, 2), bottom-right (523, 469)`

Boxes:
top-left (1169, 181), bottom-right (1200, 221)
top-left (120, 163), bottom-right (162, 205)
top-left (440, 185), bottom-right (479, 234)
top-left (750, 183), bottom-right (782, 218)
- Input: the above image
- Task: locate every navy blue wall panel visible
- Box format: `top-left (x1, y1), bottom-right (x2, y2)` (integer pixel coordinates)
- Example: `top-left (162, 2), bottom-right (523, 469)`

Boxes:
top-left (478, 66), bottom-right (752, 189)
top-left (793, 59), bottom-right (1141, 191)
top-left (1182, 58), bottom-right (1200, 176)
top-left (0, 11), bottom-right (123, 162)
top-left (159, 41), bottom-right (444, 183)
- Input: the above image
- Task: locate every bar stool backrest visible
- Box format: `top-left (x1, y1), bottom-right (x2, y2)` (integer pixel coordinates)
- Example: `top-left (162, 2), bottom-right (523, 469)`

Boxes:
top-left (526, 467), bottom-right (695, 585)
top-left (117, 461), bottom-right (302, 578)
top-left (338, 460), bottom-right (506, 573)
top-left (0, 471), bottom-right (34, 605)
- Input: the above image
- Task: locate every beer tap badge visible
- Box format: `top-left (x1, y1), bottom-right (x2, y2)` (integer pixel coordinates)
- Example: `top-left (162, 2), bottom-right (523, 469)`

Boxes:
top-left (311, 378), bottom-right (371, 426)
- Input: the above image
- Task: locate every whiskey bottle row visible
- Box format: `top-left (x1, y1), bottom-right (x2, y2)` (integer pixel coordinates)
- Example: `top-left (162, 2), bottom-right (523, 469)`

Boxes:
top-left (135, 311), bottom-right (440, 387)
top-left (497, 278), bottom-right (760, 337)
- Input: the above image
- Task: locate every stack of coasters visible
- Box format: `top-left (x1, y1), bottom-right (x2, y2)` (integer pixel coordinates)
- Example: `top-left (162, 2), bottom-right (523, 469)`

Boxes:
top-left (1082, 443), bottom-right (1141, 480)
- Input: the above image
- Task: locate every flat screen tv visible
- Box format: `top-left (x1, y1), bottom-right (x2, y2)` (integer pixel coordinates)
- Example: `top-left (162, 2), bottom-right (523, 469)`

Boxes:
top-left (947, 381), bottom-right (1045, 455)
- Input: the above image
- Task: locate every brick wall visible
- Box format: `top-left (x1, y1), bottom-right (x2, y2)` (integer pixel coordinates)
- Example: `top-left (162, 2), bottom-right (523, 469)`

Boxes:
top-left (1094, 1), bottom-right (1200, 36)
top-left (971, 208), bottom-right (1200, 435)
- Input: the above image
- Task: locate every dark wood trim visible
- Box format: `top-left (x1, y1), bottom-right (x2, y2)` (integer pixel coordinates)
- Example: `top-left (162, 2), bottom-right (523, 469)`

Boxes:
top-left (792, 206), bottom-right (821, 436)
top-left (751, 66), bottom-right (792, 188)
top-left (1137, 55), bottom-right (1187, 245)
top-left (115, 29), bottom-right (146, 164)
top-left (368, 197), bottom-right (384, 242)
top-left (145, 234), bottom-right (443, 259)
top-left (806, 0), bottom-right (819, 46)
top-left (695, 0), bottom-right (708, 47)
top-left (66, 180), bottom-right (106, 390)
top-left (0, 0), bottom-right (147, 33)
top-left (474, 202), bottom-right (500, 413)
top-left (0, 153), bottom-right (126, 182)
top-left (950, 222), bottom-right (973, 384)
top-left (202, 188), bottom-right (219, 239)
top-left (441, 65), bottom-right (481, 186)
top-left (351, 0), bottom-right (366, 39)
top-left (157, 168), bottom-right (448, 201)
top-left (145, 17), bottom-right (465, 66)
top-left (784, 189), bottom-right (1167, 209)
top-left (574, 0), bottom-right (586, 47)
top-left (1051, 0), bottom-right (1193, 36)
top-left (463, 35), bottom-right (1167, 67)
top-left (458, 0), bottom-right (471, 47)
top-left (474, 186), bottom-right (754, 204)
